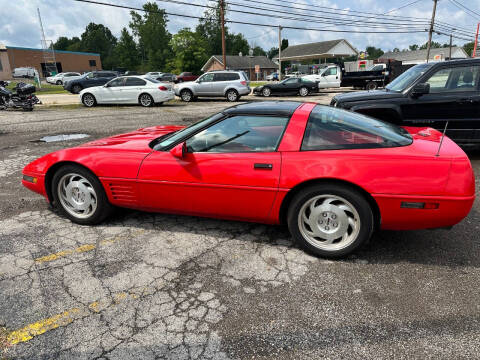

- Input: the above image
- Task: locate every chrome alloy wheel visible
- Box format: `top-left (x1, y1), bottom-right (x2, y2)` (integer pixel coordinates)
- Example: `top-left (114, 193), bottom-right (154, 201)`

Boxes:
top-left (140, 94), bottom-right (152, 107)
top-left (227, 90), bottom-right (238, 101)
top-left (181, 90), bottom-right (192, 102)
top-left (298, 194), bottom-right (360, 251)
top-left (262, 87), bottom-right (271, 97)
top-left (83, 94), bottom-right (95, 107)
top-left (299, 87), bottom-right (309, 96)
top-left (57, 173), bottom-right (98, 219)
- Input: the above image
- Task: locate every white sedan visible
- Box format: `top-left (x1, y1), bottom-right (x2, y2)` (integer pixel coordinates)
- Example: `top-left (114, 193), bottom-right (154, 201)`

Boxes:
top-left (46, 72), bottom-right (81, 85)
top-left (79, 76), bottom-right (175, 107)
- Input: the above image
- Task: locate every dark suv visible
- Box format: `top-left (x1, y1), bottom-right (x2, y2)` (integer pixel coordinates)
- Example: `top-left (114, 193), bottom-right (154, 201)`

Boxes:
top-left (64, 71), bottom-right (118, 94)
top-left (331, 59), bottom-right (480, 144)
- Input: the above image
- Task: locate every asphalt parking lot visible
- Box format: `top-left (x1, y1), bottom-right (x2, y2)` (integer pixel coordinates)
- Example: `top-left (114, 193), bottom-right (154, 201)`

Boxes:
top-left (1, 95), bottom-right (480, 359)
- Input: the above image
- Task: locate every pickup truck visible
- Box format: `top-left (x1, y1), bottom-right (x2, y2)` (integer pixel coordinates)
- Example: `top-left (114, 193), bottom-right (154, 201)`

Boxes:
top-left (302, 64), bottom-right (389, 90)
top-left (330, 58), bottom-right (480, 144)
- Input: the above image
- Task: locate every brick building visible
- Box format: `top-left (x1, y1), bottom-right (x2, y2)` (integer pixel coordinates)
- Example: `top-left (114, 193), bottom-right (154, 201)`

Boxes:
top-left (201, 55), bottom-right (278, 80)
top-left (0, 43), bottom-right (102, 80)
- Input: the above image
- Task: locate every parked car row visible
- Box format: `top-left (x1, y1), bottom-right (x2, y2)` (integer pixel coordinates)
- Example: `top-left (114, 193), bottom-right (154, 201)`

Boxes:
top-left (46, 72), bottom-right (81, 85)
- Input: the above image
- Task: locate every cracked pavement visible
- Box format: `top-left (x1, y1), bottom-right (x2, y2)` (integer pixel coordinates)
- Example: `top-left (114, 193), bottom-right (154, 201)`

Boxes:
top-left (0, 98), bottom-right (479, 359)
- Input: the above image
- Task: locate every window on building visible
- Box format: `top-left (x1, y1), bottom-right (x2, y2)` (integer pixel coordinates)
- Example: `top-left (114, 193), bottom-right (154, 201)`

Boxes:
top-left (89, 59), bottom-right (97, 67)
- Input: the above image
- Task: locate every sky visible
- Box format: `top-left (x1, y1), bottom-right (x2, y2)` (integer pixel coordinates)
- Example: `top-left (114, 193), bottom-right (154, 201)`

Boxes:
top-left (1, 0), bottom-right (480, 53)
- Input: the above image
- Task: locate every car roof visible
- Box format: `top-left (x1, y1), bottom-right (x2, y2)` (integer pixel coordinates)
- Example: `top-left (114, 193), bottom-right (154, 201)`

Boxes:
top-left (223, 101), bottom-right (303, 117)
top-left (429, 58), bottom-right (480, 67)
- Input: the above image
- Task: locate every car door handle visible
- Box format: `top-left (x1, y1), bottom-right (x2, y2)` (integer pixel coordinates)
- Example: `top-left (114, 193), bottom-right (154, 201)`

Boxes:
top-left (254, 163), bottom-right (273, 170)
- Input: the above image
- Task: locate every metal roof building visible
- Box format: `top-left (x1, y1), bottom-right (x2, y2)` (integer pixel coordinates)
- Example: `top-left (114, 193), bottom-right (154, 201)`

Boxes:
top-left (379, 47), bottom-right (469, 65)
top-left (279, 39), bottom-right (358, 62)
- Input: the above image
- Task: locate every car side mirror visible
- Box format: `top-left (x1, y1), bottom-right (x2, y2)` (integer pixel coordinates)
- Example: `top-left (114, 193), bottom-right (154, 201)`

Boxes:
top-left (411, 83), bottom-right (430, 97)
top-left (170, 142), bottom-right (186, 159)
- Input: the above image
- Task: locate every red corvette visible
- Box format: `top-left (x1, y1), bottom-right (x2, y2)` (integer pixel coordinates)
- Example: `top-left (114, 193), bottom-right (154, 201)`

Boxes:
top-left (22, 101), bottom-right (475, 258)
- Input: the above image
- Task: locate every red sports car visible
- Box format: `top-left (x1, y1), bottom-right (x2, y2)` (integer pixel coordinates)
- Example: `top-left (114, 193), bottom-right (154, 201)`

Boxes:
top-left (22, 101), bottom-right (475, 258)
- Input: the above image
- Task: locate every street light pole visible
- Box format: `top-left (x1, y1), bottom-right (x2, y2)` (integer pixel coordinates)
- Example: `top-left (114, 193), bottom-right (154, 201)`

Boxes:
top-left (426, 0), bottom-right (438, 63)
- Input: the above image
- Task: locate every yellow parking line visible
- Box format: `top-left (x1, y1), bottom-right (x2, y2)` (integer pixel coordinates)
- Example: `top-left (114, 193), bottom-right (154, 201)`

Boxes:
top-left (7, 290), bottom-right (139, 345)
top-left (34, 230), bottom-right (145, 264)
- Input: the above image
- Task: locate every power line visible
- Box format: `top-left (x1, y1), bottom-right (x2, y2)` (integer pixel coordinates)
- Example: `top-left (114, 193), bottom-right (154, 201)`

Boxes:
top-left (384, 0), bottom-right (424, 15)
top-left (448, 0), bottom-right (480, 20)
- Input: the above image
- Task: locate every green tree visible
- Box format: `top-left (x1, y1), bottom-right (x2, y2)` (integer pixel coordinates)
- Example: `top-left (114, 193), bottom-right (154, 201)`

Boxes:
top-left (226, 33), bottom-right (249, 56)
top-left (365, 46), bottom-right (384, 60)
top-left (419, 41), bottom-right (441, 50)
top-left (409, 44), bottom-right (419, 51)
top-left (195, 4), bottom-right (223, 56)
top-left (80, 23), bottom-right (117, 69)
top-left (252, 45), bottom-right (267, 56)
top-left (113, 28), bottom-right (139, 70)
top-left (464, 41), bottom-right (475, 56)
top-left (130, 2), bottom-right (172, 71)
top-left (167, 28), bottom-right (209, 74)
top-left (281, 39), bottom-right (289, 51)
top-left (54, 36), bottom-right (81, 51)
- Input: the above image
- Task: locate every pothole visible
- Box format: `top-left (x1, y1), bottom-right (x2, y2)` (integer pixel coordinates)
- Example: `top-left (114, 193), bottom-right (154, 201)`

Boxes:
top-left (31, 134), bottom-right (90, 143)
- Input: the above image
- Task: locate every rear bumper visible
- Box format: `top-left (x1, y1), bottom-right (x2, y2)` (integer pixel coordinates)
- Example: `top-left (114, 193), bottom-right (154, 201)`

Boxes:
top-left (374, 193), bottom-right (475, 230)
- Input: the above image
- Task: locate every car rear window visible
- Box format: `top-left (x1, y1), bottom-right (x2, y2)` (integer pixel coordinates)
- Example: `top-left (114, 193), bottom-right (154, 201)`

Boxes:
top-left (125, 77), bottom-right (147, 86)
top-left (301, 105), bottom-right (412, 151)
top-left (214, 73), bottom-right (240, 81)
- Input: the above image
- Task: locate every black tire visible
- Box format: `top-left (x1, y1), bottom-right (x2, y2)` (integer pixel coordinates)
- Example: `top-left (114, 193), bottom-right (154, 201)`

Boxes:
top-left (51, 165), bottom-right (113, 225)
top-left (262, 87), bottom-right (272, 97)
top-left (72, 84), bottom-right (83, 94)
top-left (226, 89), bottom-right (239, 102)
top-left (82, 93), bottom-right (97, 107)
top-left (180, 89), bottom-right (193, 102)
top-left (287, 183), bottom-right (374, 258)
top-left (299, 86), bottom-right (309, 97)
top-left (365, 81), bottom-right (378, 91)
top-left (139, 93), bottom-right (154, 107)
top-left (23, 106), bottom-right (34, 111)
top-left (56, 80), bottom-right (62, 85)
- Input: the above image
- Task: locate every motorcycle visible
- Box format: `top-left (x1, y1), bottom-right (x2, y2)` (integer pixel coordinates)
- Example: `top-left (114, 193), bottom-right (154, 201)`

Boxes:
top-left (0, 80), bottom-right (41, 111)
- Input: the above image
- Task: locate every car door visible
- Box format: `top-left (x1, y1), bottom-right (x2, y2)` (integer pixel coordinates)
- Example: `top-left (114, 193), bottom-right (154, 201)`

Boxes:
top-left (212, 73), bottom-right (229, 95)
top-left (122, 77), bottom-right (147, 103)
top-left (97, 77), bottom-right (125, 103)
top-left (320, 66), bottom-right (340, 88)
top-left (137, 114), bottom-right (290, 222)
top-left (401, 64), bottom-right (480, 140)
top-left (194, 73), bottom-right (215, 95)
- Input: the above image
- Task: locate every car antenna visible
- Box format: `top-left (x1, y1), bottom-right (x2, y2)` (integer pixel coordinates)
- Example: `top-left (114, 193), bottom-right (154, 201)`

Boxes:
top-left (436, 121), bottom-right (449, 157)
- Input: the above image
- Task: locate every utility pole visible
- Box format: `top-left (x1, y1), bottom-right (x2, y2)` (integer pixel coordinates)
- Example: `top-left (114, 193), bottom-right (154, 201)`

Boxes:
top-left (278, 25), bottom-right (282, 81)
top-left (449, 33), bottom-right (453, 59)
top-left (426, 0), bottom-right (438, 63)
top-left (220, 0), bottom-right (226, 70)
top-left (473, 23), bottom-right (480, 58)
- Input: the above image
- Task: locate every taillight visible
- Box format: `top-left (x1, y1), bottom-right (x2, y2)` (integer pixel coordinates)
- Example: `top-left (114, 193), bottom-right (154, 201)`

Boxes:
top-left (158, 86), bottom-right (168, 91)
top-left (240, 81), bottom-right (247, 86)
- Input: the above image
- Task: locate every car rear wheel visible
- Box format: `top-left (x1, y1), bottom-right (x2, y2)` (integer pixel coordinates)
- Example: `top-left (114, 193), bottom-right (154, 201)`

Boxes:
top-left (72, 84), bottom-right (83, 94)
top-left (52, 165), bottom-right (113, 225)
top-left (82, 93), bottom-right (96, 107)
top-left (226, 89), bottom-right (239, 102)
top-left (180, 89), bottom-right (193, 102)
top-left (365, 81), bottom-right (378, 91)
top-left (262, 87), bottom-right (271, 97)
top-left (287, 184), bottom-right (374, 258)
top-left (56, 80), bottom-right (62, 85)
top-left (139, 93), bottom-right (154, 107)
top-left (299, 86), bottom-right (309, 97)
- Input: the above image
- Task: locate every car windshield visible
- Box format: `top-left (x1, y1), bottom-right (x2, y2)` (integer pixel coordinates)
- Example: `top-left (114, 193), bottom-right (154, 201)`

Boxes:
top-left (386, 63), bottom-right (432, 92)
top-left (152, 112), bottom-right (225, 150)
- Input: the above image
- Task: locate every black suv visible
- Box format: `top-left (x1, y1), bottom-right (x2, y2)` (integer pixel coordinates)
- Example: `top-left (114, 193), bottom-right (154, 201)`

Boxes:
top-left (64, 71), bottom-right (118, 94)
top-left (331, 59), bottom-right (480, 144)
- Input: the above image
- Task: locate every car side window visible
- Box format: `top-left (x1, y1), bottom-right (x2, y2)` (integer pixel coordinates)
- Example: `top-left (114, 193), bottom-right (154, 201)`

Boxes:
top-left (199, 73), bottom-right (214, 82)
top-left (125, 77), bottom-right (147, 86)
top-left (426, 66), bottom-right (480, 93)
top-left (186, 115), bottom-right (289, 153)
top-left (285, 78), bottom-right (297, 84)
top-left (107, 78), bottom-right (125, 87)
top-left (325, 67), bottom-right (337, 76)
top-left (301, 106), bottom-right (412, 151)
top-left (213, 73), bottom-right (226, 82)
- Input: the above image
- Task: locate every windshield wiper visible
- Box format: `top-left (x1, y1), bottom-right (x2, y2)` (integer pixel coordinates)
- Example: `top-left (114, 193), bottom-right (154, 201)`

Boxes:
top-left (199, 130), bottom-right (249, 152)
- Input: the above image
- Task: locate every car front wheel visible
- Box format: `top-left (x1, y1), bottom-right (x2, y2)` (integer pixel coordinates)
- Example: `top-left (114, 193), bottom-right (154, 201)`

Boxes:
top-left (180, 89), bottom-right (193, 102)
top-left (72, 84), bottom-right (82, 94)
top-left (82, 93), bottom-right (96, 107)
top-left (262, 87), bottom-right (271, 97)
top-left (56, 80), bottom-right (62, 85)
top-left (299, 86), bottom-right (309, 97)
top-left (287, 184), bottom-right (374, 258)
top-left (52, 165), bottom-right (113, 225)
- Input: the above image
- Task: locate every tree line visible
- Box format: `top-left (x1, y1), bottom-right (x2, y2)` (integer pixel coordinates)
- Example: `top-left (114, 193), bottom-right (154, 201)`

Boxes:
top-left (53, 2), bottom-right (286, 74)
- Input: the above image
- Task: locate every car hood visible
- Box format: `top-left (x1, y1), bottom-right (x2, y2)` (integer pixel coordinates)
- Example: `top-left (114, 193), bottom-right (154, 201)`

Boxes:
top-left (80, 125), bottom-right (186, 151)
top-left (334, 89), bottom-right (402, 102)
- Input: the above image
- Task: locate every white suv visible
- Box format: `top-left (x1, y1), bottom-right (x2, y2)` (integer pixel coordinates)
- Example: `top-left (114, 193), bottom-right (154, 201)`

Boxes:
top-left (174, 70), bottom-right (251, 102)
